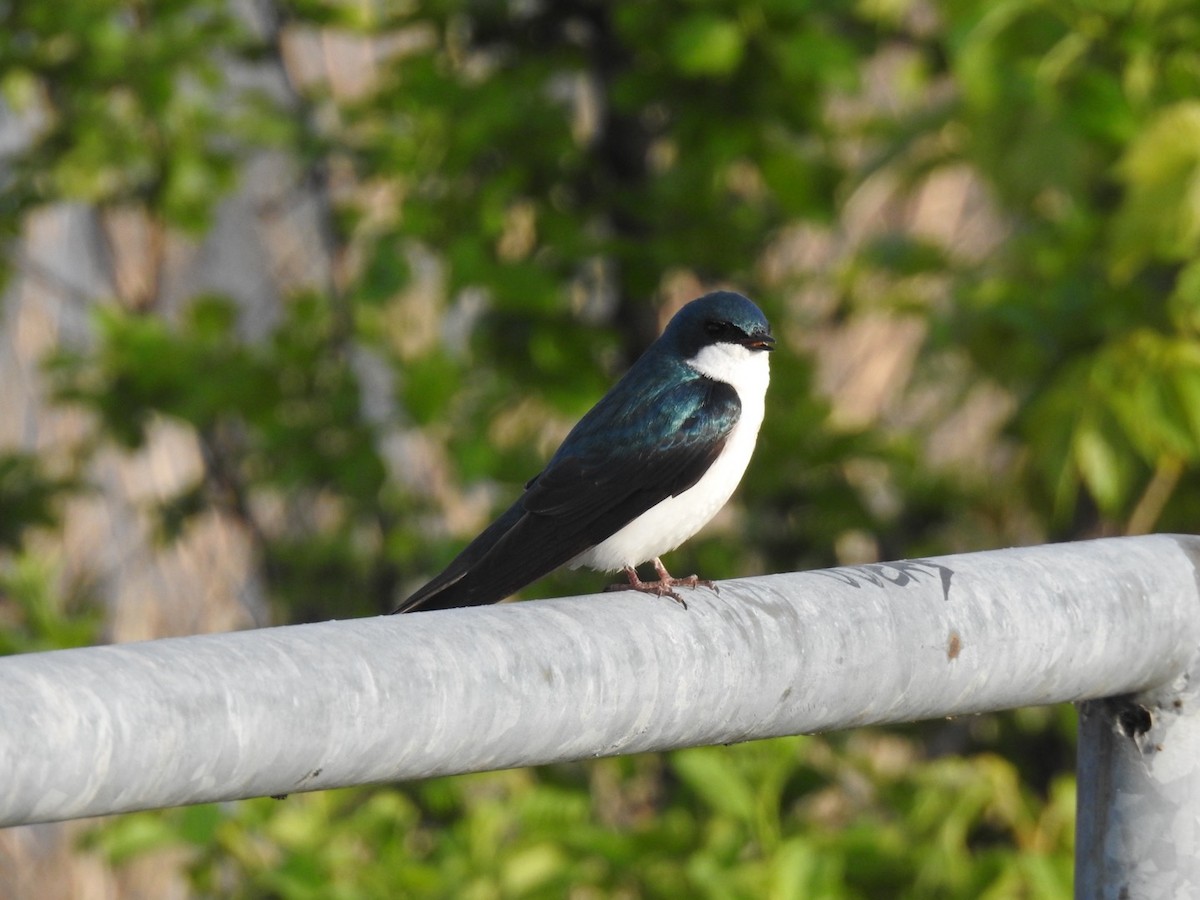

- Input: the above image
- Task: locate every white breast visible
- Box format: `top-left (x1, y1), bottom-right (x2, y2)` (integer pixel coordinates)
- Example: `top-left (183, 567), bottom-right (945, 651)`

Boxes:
top-left (570, 343), bottom-right (770, 572)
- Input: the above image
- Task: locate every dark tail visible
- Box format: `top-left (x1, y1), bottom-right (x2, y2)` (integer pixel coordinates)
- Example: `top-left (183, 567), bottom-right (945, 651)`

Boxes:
top-left (391, 498), bottom-right (599, 614)
top-left (391, 503), bottom-right (527, 613)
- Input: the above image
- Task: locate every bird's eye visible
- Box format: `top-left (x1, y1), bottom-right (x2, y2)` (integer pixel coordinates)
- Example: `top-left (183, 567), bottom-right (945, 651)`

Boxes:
top-left (705, 320), bottom-right (728, 337)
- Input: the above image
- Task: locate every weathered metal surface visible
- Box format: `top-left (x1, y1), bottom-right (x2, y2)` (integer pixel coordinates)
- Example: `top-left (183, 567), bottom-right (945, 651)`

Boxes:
top-left (0, 535), bottom-right (1197, 839)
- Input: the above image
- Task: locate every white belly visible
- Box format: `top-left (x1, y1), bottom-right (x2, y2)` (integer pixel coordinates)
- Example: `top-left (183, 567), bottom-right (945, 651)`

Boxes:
top-left (570, 345), bottom-right (769, 572)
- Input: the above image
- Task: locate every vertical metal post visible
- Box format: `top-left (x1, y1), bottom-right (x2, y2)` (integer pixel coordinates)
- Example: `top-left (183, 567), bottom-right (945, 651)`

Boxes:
top-left (1076, 652), bottom-right (1200, 898)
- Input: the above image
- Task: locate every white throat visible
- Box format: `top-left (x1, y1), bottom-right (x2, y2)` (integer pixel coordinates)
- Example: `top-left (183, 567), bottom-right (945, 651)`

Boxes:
top-left (569, 342), bottom-right (771, 573)
top-left (685, 341), bottom-right (771, 397)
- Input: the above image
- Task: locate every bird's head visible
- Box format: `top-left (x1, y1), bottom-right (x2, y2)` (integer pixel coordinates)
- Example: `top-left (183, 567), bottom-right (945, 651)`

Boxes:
top-left (659, 292), bottom-right (774, 389)
top-left (663, 291), bottom-right (774, 356)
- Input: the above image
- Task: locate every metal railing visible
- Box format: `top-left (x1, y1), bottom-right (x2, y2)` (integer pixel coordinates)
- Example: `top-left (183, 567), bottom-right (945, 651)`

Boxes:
top-left (2, 534), bottom-right (1198, 898)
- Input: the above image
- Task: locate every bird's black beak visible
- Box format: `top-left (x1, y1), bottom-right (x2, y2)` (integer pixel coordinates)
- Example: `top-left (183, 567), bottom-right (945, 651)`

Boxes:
top-left (743, 333), bottom-right (775, 351)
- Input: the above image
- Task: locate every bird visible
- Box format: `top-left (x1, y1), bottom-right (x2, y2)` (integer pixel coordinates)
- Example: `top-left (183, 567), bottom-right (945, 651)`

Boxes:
top-left (392, 290), bottom-right (774, 613)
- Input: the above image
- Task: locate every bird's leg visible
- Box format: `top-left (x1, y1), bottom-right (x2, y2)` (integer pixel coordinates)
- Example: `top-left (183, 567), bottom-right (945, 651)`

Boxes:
top-left (604, 559), bottom-right (718, 609)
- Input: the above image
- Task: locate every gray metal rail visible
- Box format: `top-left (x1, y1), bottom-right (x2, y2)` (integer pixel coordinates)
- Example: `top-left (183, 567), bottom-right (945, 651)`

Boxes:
top-left (2, 535), bottom-right (1198, 897)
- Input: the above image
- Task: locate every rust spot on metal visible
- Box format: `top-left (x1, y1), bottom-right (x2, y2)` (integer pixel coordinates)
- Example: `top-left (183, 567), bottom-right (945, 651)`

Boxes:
top-left (946, 630), bottom-right (962, 660)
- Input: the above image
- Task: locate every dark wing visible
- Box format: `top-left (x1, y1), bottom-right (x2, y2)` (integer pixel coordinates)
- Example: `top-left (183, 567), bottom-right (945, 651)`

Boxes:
top-left (392, 377), bottom-right (740, 613)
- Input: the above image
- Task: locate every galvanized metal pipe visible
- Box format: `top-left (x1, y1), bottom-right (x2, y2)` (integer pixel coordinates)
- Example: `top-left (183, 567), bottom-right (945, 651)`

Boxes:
top-left (1076, 651), bottom-right (1200, 898)
top-left (1, 536), bottom-right (1198, 867)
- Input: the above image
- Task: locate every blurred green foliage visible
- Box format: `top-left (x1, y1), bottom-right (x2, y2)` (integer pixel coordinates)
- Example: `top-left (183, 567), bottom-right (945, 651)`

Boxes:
top-left (80, 733), bottom-right (1074, 899)
top-left (0, 0), bottom-right (254, 232)
top-left (3, 0), bottom-right (1200, 895)
top-left (0, 452), bottom-right (78, 553)
top-left (0, 550), bottom-right (101, 655)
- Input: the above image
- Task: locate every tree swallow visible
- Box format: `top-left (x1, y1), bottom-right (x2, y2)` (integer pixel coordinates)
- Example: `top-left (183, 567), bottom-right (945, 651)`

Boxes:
top-left (393, 290), bottom-right (774, 613)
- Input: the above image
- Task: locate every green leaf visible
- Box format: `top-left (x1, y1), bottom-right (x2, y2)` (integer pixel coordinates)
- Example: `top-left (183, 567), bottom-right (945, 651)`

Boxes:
top-left (668, 15), bottom-right (746, 77)
top-left (1111, 101), bottom-right (1200, 279)
top-left (1168, 259), bottom-right (1200, 334)
top-left (672, 747), bottom-right (756, 822)
top-left (1073, 419), bottom-right (1133, 514)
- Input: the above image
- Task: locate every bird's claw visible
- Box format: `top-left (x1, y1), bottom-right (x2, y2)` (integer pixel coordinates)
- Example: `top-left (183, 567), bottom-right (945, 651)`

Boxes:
top-left (671, 573), bottom-right (718, 594)
top-left (604, 580), bottom-right (688, 609)
top-left (606, 561), bottom-right (722, 610)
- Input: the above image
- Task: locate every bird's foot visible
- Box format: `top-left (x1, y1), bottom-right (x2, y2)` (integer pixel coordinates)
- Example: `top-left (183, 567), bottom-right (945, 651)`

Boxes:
top-left (604, 560), bottom-right (718, 610)
top-left (651, 557), bottom-right (718, 596)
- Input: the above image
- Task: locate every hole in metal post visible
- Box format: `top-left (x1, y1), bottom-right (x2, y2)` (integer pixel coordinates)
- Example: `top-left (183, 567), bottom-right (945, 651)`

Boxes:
top-left (1114, 703), bottom-right (1152, 739)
